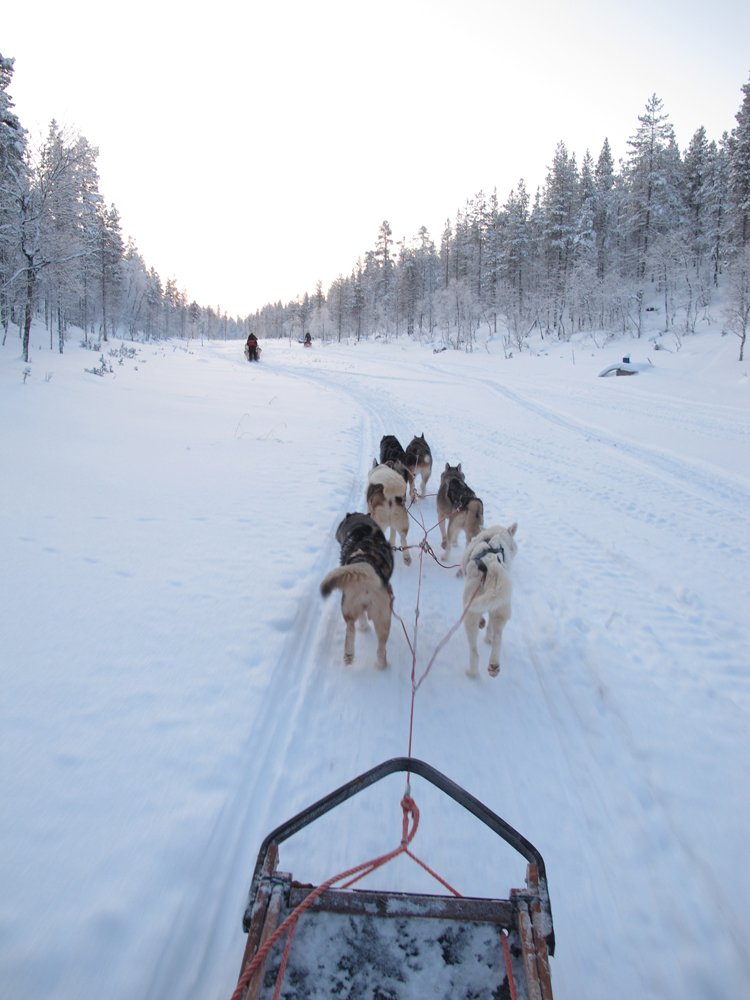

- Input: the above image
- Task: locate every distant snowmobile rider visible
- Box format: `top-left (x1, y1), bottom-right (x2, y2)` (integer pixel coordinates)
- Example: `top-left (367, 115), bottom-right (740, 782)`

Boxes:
top-left (246, 332), bottom-right (259, 361)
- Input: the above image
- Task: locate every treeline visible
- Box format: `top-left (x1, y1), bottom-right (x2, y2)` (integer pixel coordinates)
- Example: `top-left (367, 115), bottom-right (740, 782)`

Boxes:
top-left (0, 54), bottom-right (250, 362)
top-left (252, 84), bottom-right (750, 359)
top-left (2, 53), bottom-right (748, 364)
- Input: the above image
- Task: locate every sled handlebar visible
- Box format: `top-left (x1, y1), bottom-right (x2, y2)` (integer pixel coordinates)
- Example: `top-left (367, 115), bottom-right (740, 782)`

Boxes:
top-left (246, 756), bottom-right (549, 911)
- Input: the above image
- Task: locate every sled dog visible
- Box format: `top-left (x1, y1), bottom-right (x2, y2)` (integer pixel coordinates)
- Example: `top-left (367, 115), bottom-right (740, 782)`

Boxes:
top-left (367, 461), bottom-right (411, 565)
top-left (379, 435), bottom-right (414, 490)
top-left (460, 524), bottom-right (518, 678)
top-left (403, 434), bottom-right (433, 498)
top-left (436, 463), bottom-right (484, 554)
top-left (320, 513), bottom-right (394, 669)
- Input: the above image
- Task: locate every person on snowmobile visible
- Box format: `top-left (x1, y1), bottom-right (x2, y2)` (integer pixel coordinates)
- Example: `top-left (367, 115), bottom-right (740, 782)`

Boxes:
top-left (304, 332), bottom-right (312, 347)
top-left (246, 332), bottom-right (259, 361)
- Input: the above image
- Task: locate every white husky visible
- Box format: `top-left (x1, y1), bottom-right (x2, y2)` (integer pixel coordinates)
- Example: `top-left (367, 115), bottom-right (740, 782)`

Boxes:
top-left (366, 461), bottom-right (411, 565)
top-left (460, 523), bottom-right (518, 678)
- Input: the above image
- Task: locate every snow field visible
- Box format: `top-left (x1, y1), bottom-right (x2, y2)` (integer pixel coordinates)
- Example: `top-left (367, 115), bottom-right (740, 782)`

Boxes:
top-left (1, 325), bottom-right (749, 1000)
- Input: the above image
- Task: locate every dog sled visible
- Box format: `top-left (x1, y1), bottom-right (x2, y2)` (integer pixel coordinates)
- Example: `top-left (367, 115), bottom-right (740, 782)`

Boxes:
top-left (234, 757), bottom-right (554, 1000)
top-left (245, 343), bottom-right (262, 362)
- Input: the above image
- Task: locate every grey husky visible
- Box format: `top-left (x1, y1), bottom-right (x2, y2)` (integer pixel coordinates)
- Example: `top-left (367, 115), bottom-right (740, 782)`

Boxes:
top-left (320, 513), bottom-right (394, 669)
top-left (436, 463), bottom-right (484, 554)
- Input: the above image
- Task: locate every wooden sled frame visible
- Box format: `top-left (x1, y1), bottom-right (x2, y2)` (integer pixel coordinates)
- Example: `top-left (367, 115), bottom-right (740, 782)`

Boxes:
top-left (238, 757), bottom-right (554, 1000)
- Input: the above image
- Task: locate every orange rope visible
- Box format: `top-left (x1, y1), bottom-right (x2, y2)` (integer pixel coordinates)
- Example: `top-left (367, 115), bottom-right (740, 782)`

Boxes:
top-left (501, 929), bottom-right (518, 1000)
top-left (231, 796), bottom-right (419, 1000)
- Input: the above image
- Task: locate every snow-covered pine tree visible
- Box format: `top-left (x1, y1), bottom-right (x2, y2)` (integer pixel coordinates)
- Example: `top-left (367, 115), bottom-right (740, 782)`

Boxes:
top-left (95, 202), bottom-right (123, 341)
top-left (542, 141), bottom-right (579, 338)
top-left (440, 219), bottom-right (452, 289)
top-left (593, 138), bottom-right (617, 281)
top-left (701, 138), bottom-right (729, 287)
top-left (683, 125), bottom-right (709, 268)
top-left (727, 74), bottom-right (750, 247)
top-left (625, 95), bottom-right (682, 281)
top-left (0, 53), bottom-right (26, 345)
top-left (18, 122), bottom-right (96, 360)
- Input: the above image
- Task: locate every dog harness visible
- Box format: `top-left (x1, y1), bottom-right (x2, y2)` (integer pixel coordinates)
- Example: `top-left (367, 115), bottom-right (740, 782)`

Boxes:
top-left (472, 541), bottom-right (506, 572)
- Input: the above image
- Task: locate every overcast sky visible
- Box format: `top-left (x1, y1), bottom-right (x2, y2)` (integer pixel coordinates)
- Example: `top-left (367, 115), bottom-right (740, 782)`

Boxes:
top-left (3, 0), bottom-right (749, 316)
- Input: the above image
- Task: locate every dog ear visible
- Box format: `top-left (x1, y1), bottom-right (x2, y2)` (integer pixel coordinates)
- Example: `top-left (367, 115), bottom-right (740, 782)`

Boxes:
top-left (372, 458), bottom-right (378, 469)
top-left (457, 463), bottom-right (462, 473)
top-left (445, 462), bottom-right (450, 471)
top-left (508, 522), bottom-right (518, 536)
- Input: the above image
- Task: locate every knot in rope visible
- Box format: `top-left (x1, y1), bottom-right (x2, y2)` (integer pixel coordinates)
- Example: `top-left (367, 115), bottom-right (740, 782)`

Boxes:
top-left (400, 794), bottom-right (419, 846)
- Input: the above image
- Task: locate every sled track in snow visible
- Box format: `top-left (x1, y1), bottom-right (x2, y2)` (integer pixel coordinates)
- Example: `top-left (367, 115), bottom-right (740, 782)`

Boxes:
top-left (146, 361), bottom-right (427, 1000)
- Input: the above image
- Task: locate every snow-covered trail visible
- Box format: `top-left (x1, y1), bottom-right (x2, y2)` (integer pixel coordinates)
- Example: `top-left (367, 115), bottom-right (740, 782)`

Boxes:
top-left (149, 340), bottom-right (750, 1000)
top-left (2, 332), bottom-right (748, 1000)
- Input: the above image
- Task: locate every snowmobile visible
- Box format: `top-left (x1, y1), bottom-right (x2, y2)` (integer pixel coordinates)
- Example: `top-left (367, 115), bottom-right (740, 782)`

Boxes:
top-left (234, 757), bottom-right (554, 999)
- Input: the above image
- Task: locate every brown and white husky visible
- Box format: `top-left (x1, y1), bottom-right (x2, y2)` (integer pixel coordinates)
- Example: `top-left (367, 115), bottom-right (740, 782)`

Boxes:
top-left (320, 513), bottom-right (394, 669)
top-left (367, 461), bottom-right (411, 565)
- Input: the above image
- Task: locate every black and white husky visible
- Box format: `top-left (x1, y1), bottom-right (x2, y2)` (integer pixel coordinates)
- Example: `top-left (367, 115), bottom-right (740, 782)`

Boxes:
top-left (320, 513), bottom-right (394, 669)
top-left (402, 434), bottom-right (433, 498)
top-left (379, 435), bottom-right (413, 491)
top-left (460, 524), bottom-right (518, 678)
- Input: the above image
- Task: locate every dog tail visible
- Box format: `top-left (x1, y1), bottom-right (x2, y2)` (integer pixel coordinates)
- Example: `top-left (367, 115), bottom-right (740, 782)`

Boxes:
top-left (366, 481), bottom-right (385, 514)
top-left (467, 497), bottom-right (484, 533)
top-left (320, 562), bottom-right (381, 598)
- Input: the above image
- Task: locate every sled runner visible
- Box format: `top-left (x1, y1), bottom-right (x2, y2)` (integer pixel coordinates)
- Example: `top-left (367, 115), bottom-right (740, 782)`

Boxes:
top-left (235, 757), bottom-right (554, 1000)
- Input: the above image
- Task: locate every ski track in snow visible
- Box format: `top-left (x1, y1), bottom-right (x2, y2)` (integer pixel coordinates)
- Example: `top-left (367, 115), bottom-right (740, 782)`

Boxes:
top-left (2, 332), bottom-right (749, 1000)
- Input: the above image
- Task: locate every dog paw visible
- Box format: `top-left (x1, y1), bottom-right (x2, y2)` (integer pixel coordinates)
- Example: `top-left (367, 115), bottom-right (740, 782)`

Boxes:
top-left (343, 653), bottom-right (354, 664)
top-left (455, 568), bottom-right (463, 578)
top-left (403, 552), bottom-right (412, 566)
top-left (375, 657), bottom-right (388, 670)
top-left (478, 616), bottom-right (486, 629)
top-left (488, 663), bottom-right (500, 677)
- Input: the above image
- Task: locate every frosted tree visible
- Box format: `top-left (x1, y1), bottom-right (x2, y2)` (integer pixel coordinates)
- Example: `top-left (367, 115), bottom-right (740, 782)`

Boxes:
top-left (683, 126), bottom-right (709, 267)
top-left (625, 95), bottom-right (683, 281)
top-left (499, 181), bottom-right (530, 339)
top-left (0, 53), bottom-right (26, 344)
top-left (120, 238), bottom-right (149, 339)
top-left (414, 225), bottom-right (438, 339)
top-left (543, 141), bottom-right (579, 337)
top-left (704, 138), bottom-right (730, 286)
top-left (593, 138), bottom-right (618, 281)
top-left (145, 267), bottom-right (162, 338)
top-left (95, 202), bottom-right (123, 341)
top-left (312, 278), bottom-right (326, 339)
top-left (17, 122), bottom-right (95, 360)
top-left (727, 75), bottom-right (750, 247)
top-left (723, 245), bottom-right (750, 359)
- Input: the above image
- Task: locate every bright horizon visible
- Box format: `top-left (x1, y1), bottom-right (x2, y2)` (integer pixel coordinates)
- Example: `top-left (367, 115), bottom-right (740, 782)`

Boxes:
top-left (3, 0), bottom-right (749, 317)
